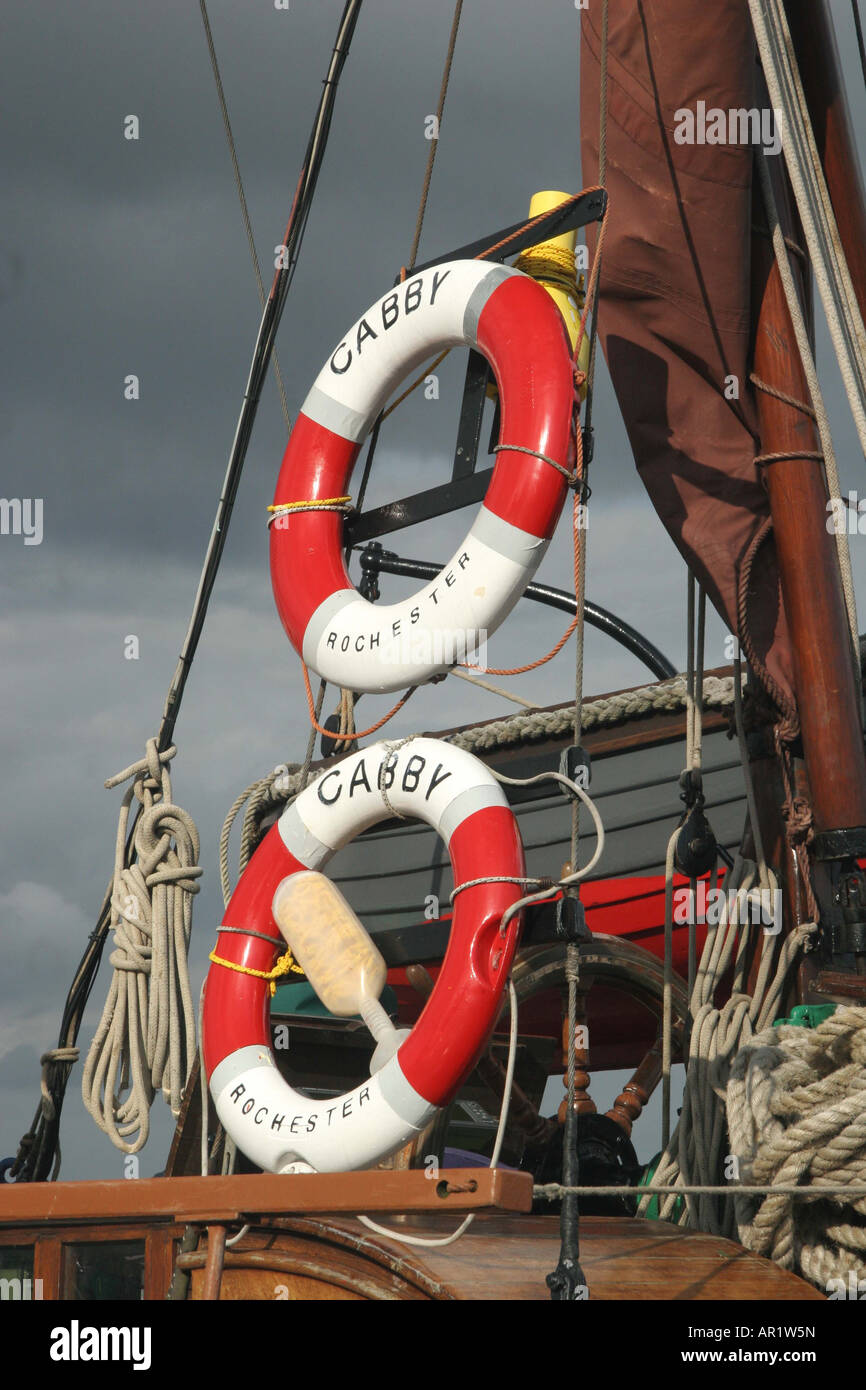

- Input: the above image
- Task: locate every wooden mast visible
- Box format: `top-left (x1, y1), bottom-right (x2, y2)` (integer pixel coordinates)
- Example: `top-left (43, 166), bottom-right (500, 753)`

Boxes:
top-left (749, 8), bottom-right (866, 967)
top-left (783, 0), bottom-right (866, 327)
top-left (750, 246), bottom-right (866, 837)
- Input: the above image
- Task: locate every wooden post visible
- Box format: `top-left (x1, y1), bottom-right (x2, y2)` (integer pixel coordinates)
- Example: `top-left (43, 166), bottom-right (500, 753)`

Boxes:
top-left (558, 996), bottom-right (596, 1120)
top-left (783, 0), bottom-right (866, 328)
top-left (202, 1224), bottom-right (227, 1302)
top-left (751, 241), bottom-right (866, 837)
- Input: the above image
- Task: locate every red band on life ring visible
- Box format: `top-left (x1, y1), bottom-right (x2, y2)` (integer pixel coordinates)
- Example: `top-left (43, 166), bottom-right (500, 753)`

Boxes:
top-left (202, 738), bottom-right (527, 1172)
top-left (270, 261), bottom-right (574, 694)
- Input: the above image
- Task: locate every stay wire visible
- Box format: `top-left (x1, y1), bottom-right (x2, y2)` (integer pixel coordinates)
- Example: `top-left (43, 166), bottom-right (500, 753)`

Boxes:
top-left (407, 0), bottom-right (464, 272)
top-left (10, 0), bottom-right (364, 1184)
top-left (349, 2), bottom-right (463, 542)
top-left (854, 0), bottom-right (866, 93)
top-left (199, 0), bottom-right (291, 432)
top-left (549, 0), bottom-right (608, 1304)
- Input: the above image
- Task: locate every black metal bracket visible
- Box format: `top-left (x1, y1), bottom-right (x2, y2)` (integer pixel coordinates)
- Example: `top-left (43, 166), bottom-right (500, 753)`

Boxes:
top-left (345, 191), bottom-right (607, 552)
top-left (408, 189), bottom-right (607, 277)
top-left (356, 544), bottom-right (677, 682)
top-left (813, 826), bottom-right (866, 862)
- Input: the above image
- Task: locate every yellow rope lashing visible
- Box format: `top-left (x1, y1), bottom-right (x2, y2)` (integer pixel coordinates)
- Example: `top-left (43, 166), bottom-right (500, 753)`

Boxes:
top-left (208, 947), bottom-right (305, 995)
top-left (515, 243), bottom-right (584, 306)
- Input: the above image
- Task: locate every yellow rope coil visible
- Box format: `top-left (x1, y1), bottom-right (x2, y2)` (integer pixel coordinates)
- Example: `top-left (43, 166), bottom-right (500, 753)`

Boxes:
top-left (515, 245), bottom-right (584, 305)
top-left (208, 947), bottom-right (305, 995)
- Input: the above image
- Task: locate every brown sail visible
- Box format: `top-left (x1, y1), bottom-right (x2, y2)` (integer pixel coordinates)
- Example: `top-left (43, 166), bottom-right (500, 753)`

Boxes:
top-left (580, 0), bottom-right (796, 707)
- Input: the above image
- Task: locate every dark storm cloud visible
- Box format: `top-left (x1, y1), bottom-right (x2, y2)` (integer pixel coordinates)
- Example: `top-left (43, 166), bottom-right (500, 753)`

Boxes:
top-left (2, 0), bottom-right (865, 1177)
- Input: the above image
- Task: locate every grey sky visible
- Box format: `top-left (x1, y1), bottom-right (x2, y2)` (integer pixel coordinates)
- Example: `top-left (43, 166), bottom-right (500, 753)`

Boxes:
top-left (2, 0), bottom-right (866, 1180)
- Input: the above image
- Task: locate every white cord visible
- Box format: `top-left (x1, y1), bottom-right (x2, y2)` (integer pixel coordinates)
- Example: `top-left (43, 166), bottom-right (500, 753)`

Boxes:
top-left (356, 977), bottom-right (519, 1248)
top-left (491, 769), bottom-right (605, 934)
top-left (198, 981), bottom-right (208, 1178)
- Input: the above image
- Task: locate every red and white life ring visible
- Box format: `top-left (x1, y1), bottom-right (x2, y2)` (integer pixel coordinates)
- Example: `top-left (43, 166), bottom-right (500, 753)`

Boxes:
top-left (270, 259), bottom-right (575, 694)
top-left (203, 737), bottom-right (525, 1173)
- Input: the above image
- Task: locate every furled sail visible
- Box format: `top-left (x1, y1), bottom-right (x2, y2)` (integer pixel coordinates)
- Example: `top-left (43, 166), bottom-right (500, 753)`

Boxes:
top-left (580, 0), bottom-right (796, 706)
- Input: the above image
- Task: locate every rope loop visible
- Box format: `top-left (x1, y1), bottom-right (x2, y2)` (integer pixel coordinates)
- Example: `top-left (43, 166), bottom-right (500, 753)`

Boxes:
top-left (82, 740), bottom-right (201, 1153)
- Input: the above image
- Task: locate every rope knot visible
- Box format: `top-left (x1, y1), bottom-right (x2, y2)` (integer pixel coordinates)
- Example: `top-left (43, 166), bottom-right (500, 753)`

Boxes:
top-left (783, 795), bottom-right (814, 847)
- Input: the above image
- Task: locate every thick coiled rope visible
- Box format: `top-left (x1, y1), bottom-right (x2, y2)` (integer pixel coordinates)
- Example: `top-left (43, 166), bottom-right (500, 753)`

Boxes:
top-left (727, 1006), bottom-right (866, 1288)
top-left (641, 852), bottom-right (816, 1236)
top-left (82, 741), bottom-right (201, 1153)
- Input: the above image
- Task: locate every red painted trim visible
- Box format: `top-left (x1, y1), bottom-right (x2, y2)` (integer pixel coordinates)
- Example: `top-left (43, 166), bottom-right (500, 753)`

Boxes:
top-left (202, 826), bottom-right (304, 1076)
top-left (397, 805), bottom-right (524, 1105)
top-left (270, 415), bottom-right (358, 653)
top-left (477, 276), bottom-right (574, 539)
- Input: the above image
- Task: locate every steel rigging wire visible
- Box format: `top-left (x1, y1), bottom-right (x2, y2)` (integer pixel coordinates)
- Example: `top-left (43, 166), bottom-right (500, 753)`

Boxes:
top-left (9, 0), bottom-right (364, 1184)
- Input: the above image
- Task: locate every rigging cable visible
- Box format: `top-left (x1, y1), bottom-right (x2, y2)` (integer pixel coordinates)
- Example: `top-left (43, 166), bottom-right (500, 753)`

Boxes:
top-left (853, 0), bottom-right (866, 93)
top-left (199, 0), bottom-right (291, 432)
top-left (750, 0), bottom-right (866, 461)
top-left (352, 1), bottom-right (464, 530)
top-left (9, 0), bottom-right (364, 1183)
top-left (754, 147), bottom-right (860, 672)
top-left (546, 0), bottom-right (609, 1305)
top-left (406, 0), bottom-right (464, 272)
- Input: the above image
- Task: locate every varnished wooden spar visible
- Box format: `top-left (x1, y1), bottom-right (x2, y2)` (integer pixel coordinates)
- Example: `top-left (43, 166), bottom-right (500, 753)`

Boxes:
top-left (784, 0), bottom-right (866, 330)
top-left (751, 211), bottom-right (866, 837)
top-left (0, 1169), bottom-right (530, 1227)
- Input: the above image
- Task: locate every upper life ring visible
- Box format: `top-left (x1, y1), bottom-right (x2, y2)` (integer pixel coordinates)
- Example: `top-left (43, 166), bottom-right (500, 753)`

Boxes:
top-left (202, 737), bottom-right (525, 1173)
top-left (270, 260), bottom-right (575, 694)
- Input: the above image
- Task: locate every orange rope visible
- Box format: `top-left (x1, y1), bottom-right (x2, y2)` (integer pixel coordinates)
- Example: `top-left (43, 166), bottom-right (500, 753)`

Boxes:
top-left (301, 661), bottom-right (416, 741)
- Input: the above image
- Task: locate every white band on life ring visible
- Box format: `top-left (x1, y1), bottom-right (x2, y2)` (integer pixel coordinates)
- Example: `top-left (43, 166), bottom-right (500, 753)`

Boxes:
top-left (270, 260), bottom-right (575, 693)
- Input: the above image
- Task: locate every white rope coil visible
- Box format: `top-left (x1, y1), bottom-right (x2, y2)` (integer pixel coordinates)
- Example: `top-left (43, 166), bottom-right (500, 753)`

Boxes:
top-left (82, 740), bottom-right (201, 1153)
top-left (727, 1005), bottom-right (866, 1289)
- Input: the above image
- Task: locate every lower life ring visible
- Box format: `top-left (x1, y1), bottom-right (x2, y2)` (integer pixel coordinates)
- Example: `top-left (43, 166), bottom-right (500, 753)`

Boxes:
top-left (269, 259), bottom-right (575, 693)
top-left (202, 737), bottom-right (526, 1173)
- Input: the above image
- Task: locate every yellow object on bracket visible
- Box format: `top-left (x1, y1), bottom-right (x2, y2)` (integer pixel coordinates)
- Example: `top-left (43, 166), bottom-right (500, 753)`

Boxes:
top-left (516, 189), bottom-right (589, 399)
